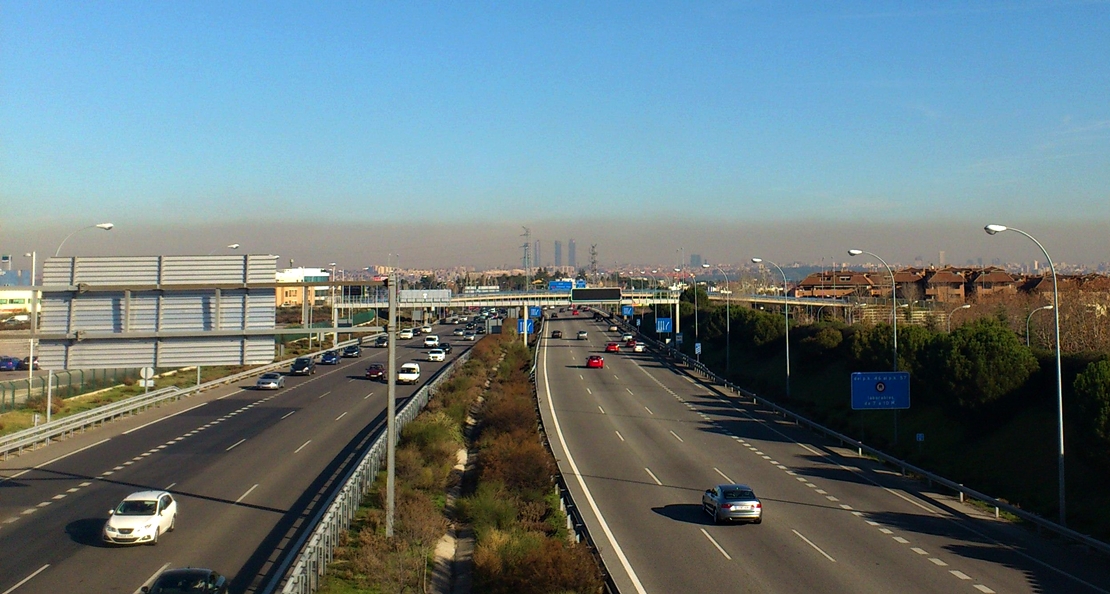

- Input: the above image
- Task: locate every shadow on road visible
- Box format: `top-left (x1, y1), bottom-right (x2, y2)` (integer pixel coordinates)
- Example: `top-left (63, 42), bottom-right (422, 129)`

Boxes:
top-left (651, 503), bottom-right (710, 525)
top-left (65, 517), bottom-right (106, 547)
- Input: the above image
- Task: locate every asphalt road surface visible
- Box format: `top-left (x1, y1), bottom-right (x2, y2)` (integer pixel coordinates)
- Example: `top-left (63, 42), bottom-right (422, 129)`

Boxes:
top-left (0, 329), bottom-right (469, 594)
top-left (537, 314), bottom-right (1110, 594)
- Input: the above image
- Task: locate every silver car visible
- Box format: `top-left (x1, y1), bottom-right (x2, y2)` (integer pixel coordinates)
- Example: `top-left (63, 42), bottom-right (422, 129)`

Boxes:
top-left (256, 372), bottom-right (285, 390)
top-left (702, 484), bottom-right (762, 524)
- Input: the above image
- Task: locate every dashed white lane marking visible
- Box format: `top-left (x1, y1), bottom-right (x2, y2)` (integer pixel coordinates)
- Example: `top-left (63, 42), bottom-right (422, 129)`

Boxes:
top-left (1, 439), bottom-right (113, 484)
top-left (598, 406), bottom-right (605, 414)
top-left (669, 430), bottom-right (684, 442)
top-left (2, 564), bottom-right (49, 594)
top-left (51, 494), bottom-right (66, 500)
top-left (226, 439), bottom-right (246, 452)
top-left (839, 504), bottom-right (853, 510)
top-left (929, 558), bottom-right (949, 566)
top-left (364, 392), bottom-right (374, 399)
top-left (579, 374), bottom-right (584, 380)
top-left (20, 509), bottom-right (36, 515)
top-left (700, 528), bottom-right (732, 560)
top-left (893, 536), bottom-right (909, 544)
top-left (911, 547), bottom-right (929, 555)
top-left (615, 431), bottom-right (625, 442)
top-left (235, 484), bottom-right (259, 503)
top-left (644, 406), bottom-right (654, 415)
top-left (586, 388), bottom-right (592, 395)
top-left (613, 375), bottom-right (620, 380)
top-left (879, 528), bottom-right (893, 534)
top-left (793, 529), bottom-right (836, 562)
top-left (123, 402), bottom-right (208, 434)
top-left (714, 468), bottom-right (733, 483)
top-left (335, 412), bottom-right (348, 421)
top-left (2, 517), bottom-right (18, 524)
top-left (816, 489), bottom-right (828, 495)
top-left (318, 391), bottom-right (331, 399)
top-left (644, 467), bottom-right (662, 486)
top-left (35, 502), bottom-right (50, 508)
top-left (281, 410), bottom-right (296, 419)
top-left (626, 388), bottom-right (634, 395)
top-left (974, 585), bottom-right (996, 593)
top-left (165, 482), bottom-right (176, 491)
top-left (295, 440), bottom-right (312, 453)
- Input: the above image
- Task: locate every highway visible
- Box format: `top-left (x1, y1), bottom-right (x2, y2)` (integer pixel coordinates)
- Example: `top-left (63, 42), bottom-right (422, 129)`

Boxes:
top-left (537, 314), bottom-right (1110, 594)
top-left (0, 329), bottom-right (470, 594)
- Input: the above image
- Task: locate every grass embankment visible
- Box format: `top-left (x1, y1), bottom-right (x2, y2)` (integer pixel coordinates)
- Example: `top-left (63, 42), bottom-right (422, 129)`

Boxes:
top-left (319, 334), bottom-right (603, 594)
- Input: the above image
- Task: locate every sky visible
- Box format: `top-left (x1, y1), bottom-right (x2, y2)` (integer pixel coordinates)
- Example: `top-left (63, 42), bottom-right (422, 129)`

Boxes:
top-left (2, 1), bottom-right (1109, 270)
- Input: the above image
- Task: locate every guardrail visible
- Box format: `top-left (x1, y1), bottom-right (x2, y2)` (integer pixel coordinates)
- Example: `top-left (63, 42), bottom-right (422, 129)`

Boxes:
top-left (530, 316), bottom-right (621, 594)
top-left (605, 313), bottom-right (1110, 557)
top-left (0, 337), bottom-right (370, 460)
top-left (271, 346), bottom-right (474, 594)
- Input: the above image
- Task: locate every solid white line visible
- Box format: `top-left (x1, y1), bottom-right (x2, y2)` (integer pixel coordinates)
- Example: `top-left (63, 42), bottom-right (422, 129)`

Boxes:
top-left (294, 440), bottom-right (312, 453)
top-left (0, 438), bottom-right (114, 485)
top-left (216, 389), bottom-right (243, 400)
top-left (235, 484), bottom-right (258, 503)
top-left (669, 430), bottom-right (684, 442)
top-left (281, 411), bottom-right (296, 420)
top-left (699, 528), bottom-right (732, 560)
top-left (714, 467), bottom-right (733, 483)
top-left (225, 439), bottom-right (246, 452)
top-left (123, 403), bottom-right (208, 435)
top-left (644, 467), bottom-right (662, 485)
top-left (134, 563), bottom-right (173, 594)
top-left (335, 412), bottom-right (348, 421)
top-left (2, 564), bottom-right (49, 594)
top-left (793, 529), bottom-right (836, 562)
top-left (615, 431), bottom-right (625, 442)
top-left (541, 341), bottom-right (648, 594)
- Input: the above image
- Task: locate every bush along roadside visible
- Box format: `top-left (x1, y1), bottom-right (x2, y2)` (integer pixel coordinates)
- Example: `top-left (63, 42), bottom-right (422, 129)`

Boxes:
top-left (318, 333), bottom-right (604, 594)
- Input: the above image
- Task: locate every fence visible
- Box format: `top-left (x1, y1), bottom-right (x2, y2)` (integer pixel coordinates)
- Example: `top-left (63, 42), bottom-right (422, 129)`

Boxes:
top-left (0, 368), bottom-right (142, 413)
top-left (605, 312), bottom-right (1110, 558)
top-left (270, 347), bottom-right (474, 594)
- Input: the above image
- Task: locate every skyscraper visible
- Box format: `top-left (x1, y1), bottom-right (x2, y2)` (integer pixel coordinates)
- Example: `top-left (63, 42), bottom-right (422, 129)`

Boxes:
top-left (691, 254), bottom-right (703, 268)
top-left (534, 240), bottom-right (541, 268)
top-left (554, 240), bottom-right (562, 267)
top-left (568, 240), bottom-right (577, 268)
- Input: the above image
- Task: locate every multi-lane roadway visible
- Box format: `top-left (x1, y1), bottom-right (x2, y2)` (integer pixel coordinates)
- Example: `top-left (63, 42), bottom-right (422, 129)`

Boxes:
top-left (0, 330), bottom-right (469, 594)
top-left (538, 314), bottom-right (1110, 594)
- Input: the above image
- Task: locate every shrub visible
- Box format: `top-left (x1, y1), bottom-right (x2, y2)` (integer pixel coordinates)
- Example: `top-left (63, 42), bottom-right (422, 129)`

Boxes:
top-left (459, 481), bottom-right (518, 531)
top-left (474, 529), bottom-right (604, 594)
top-left (1075, 358), bottom-right (1110, 442)
top-left (479, 431), bottom-right (555, 499)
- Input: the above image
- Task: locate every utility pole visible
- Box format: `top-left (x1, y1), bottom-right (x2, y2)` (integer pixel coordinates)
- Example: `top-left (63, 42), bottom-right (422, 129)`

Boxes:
top-left (521, 226), bottom-right (532, 291)
top-left (385, 274), bottom-right (398, 537)
top-left (589, 244), bottom-right (598, 285)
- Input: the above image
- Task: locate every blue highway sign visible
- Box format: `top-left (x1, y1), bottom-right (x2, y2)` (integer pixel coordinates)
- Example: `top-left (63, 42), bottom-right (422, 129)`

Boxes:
top-left (851, 371), bottom-right (910, 410)
top-left (656, 318), bottom-right (673, 333)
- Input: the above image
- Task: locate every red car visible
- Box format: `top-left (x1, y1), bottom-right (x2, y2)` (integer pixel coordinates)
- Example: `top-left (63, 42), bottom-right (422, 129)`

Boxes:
top-left (586, 355), bottom-right (605, 369)
top-left (625, 339), bottom-right (637, 348)
top-left (365, 363), bottom-right (386, 381)
top-left (605, 342), bottom-right (620, 353)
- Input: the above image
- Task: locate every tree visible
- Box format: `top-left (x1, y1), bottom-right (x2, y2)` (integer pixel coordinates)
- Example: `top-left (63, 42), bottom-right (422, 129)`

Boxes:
top-left (1074, 359), bottom-right (1110, 442)
top-left (937, 318), bottom-right (1039, 409)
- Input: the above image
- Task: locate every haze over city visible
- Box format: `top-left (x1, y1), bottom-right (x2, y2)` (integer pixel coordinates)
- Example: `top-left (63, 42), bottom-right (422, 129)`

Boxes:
top-left (3, 2), bottom-right (1109, 269)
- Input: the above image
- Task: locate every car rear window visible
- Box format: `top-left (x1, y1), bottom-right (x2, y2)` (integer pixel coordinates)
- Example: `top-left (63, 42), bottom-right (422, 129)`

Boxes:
top-left (723, 489), bottom-right (755, 499)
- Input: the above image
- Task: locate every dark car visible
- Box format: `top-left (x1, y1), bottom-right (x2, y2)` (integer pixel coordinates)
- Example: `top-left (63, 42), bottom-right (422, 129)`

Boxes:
top-left (342, 345), bottom-right (362, 358)
top-left (702, 484), bottom-right (763, 524)
top-left (439, 342), bottom-right (453, 354)
top-left (365, 363), bottom-right (386, 381)
top-left (551, 330), bottom-right (563, 338)
top-left (290, 357), bottom-right (316, 375)
top-left (142, 567), bottom-right (229, 593)
top-left (320, 351), bottom-right (341, 365)
top-left (374, 336), bottom-right (388, 348)
top-left (0, 356), bottom-right (19, 371)
top-left (475, 326), bottom-right (486, 335)
top-left (18, 356), bottom-right (40, 371)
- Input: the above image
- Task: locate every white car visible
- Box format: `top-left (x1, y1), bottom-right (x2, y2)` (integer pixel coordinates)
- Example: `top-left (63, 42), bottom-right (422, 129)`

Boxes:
top-left (463, 332), bottom-right (477, 341)
top-left (453, 328), bottom-right (465, 336)
top-left (399, 328), bottom-right (414, 339)
top-left (421, 325), bottom-right (433, 333)
top-left (398, 362), bottom-right (421, 384)
top-left (423, 335), bottom-right (440, 347)
top-left (103, 491), bottom-right (177, 545)
top-left (633, 343), bottom-right (646, 353)
top-left (427, 349), bottom-right (446, 362)
top-left (622, 333), bottom-right (634, 342)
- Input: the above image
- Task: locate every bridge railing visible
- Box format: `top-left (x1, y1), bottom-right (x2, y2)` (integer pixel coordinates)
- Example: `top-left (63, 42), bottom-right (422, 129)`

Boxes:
top-left (602, 312), bottom-right (1110, 558)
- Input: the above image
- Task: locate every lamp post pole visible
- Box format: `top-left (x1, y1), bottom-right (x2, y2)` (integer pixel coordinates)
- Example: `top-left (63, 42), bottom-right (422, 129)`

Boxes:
top-left (752, 258), bottom-right (790, 397)
top-left (54, 223), bottom-right (114, 257)
top-left (703, 263), bottom-right (730, 372)
top-left (985, 224), bottom-right (1066, 526)
top-left (23, 251), bottom-right (36, 381)
top-left (1026, 305), bottom-right (1054, 348)
top-left (849, 249), bottom-right (897, 371)
top-left (947, 304), bottom-right (971, 333)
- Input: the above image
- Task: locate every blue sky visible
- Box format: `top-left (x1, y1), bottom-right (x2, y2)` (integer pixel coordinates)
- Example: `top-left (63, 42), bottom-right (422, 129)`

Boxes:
top-left (2, 1), bottom-right (1109, 267)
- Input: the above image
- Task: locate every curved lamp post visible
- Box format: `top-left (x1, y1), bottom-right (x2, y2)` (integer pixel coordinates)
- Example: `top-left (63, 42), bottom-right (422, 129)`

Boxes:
top-left (1026, 304), bottom-right (1054, 348)
top-left (848, 249), bottom-right (897, 371)
top-left (703, 263), bottom-right (731, 372)
top-left (55, 223), bottom-right (114, 257)
top-left (752, 258), bottom-right (790, 397)
top-left (207, 243), bottom-right (240, 255)
top-left (946, 304), bottom-right (971, 333)
top-left (985, 223), bottom-right (1066, 526)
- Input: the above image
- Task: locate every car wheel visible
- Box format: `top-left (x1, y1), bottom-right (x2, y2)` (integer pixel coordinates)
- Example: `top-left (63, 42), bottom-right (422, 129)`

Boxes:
top-left (169, 514), bottom-right (176, 532)
top-left (713, 510), bottom-right (723, 525)
top-left (150, 527), bottom-right (160, 546)
top-left (752, 516), bottom-right (762, 525)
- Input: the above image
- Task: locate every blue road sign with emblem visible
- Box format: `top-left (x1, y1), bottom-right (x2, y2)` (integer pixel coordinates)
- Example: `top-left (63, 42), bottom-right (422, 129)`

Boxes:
top-left (695, 342), bottom-right (702, 355)
top-left (622, 305), bottom-right (634, 316)
top-left (528, 306), bottom-right (542, 317)
top-left (517, 319), bottom-right (534, 334)
top-left (851, 371), bottom-right (910, 410)
top-left (656, 318), bottom-right (673, 333)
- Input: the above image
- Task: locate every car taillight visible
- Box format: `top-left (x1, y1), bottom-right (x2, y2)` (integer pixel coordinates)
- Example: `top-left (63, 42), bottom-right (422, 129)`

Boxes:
top-left (754, 502), bottom-right (762, 509)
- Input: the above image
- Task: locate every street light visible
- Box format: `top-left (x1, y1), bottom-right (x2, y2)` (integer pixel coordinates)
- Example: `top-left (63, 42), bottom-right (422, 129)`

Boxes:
top-left (54, 222), bottom-right (114, 257)
top-left (985, 223), bottom-right (1066, 526)
top-left (946, 304), bottom-right (971, 333)
top-left (848, 249), bottom-right (898, 371)
top-left (703, 263), bottom-right (731, 372)
top-left (207, 243), bottom-right (240, 255)
top-left (23, 251), bottom-right (37, 381)
top-left (752, 258), bottom-right (790, 397)
top-left (1026, 305), bottom-right (1054, 348)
